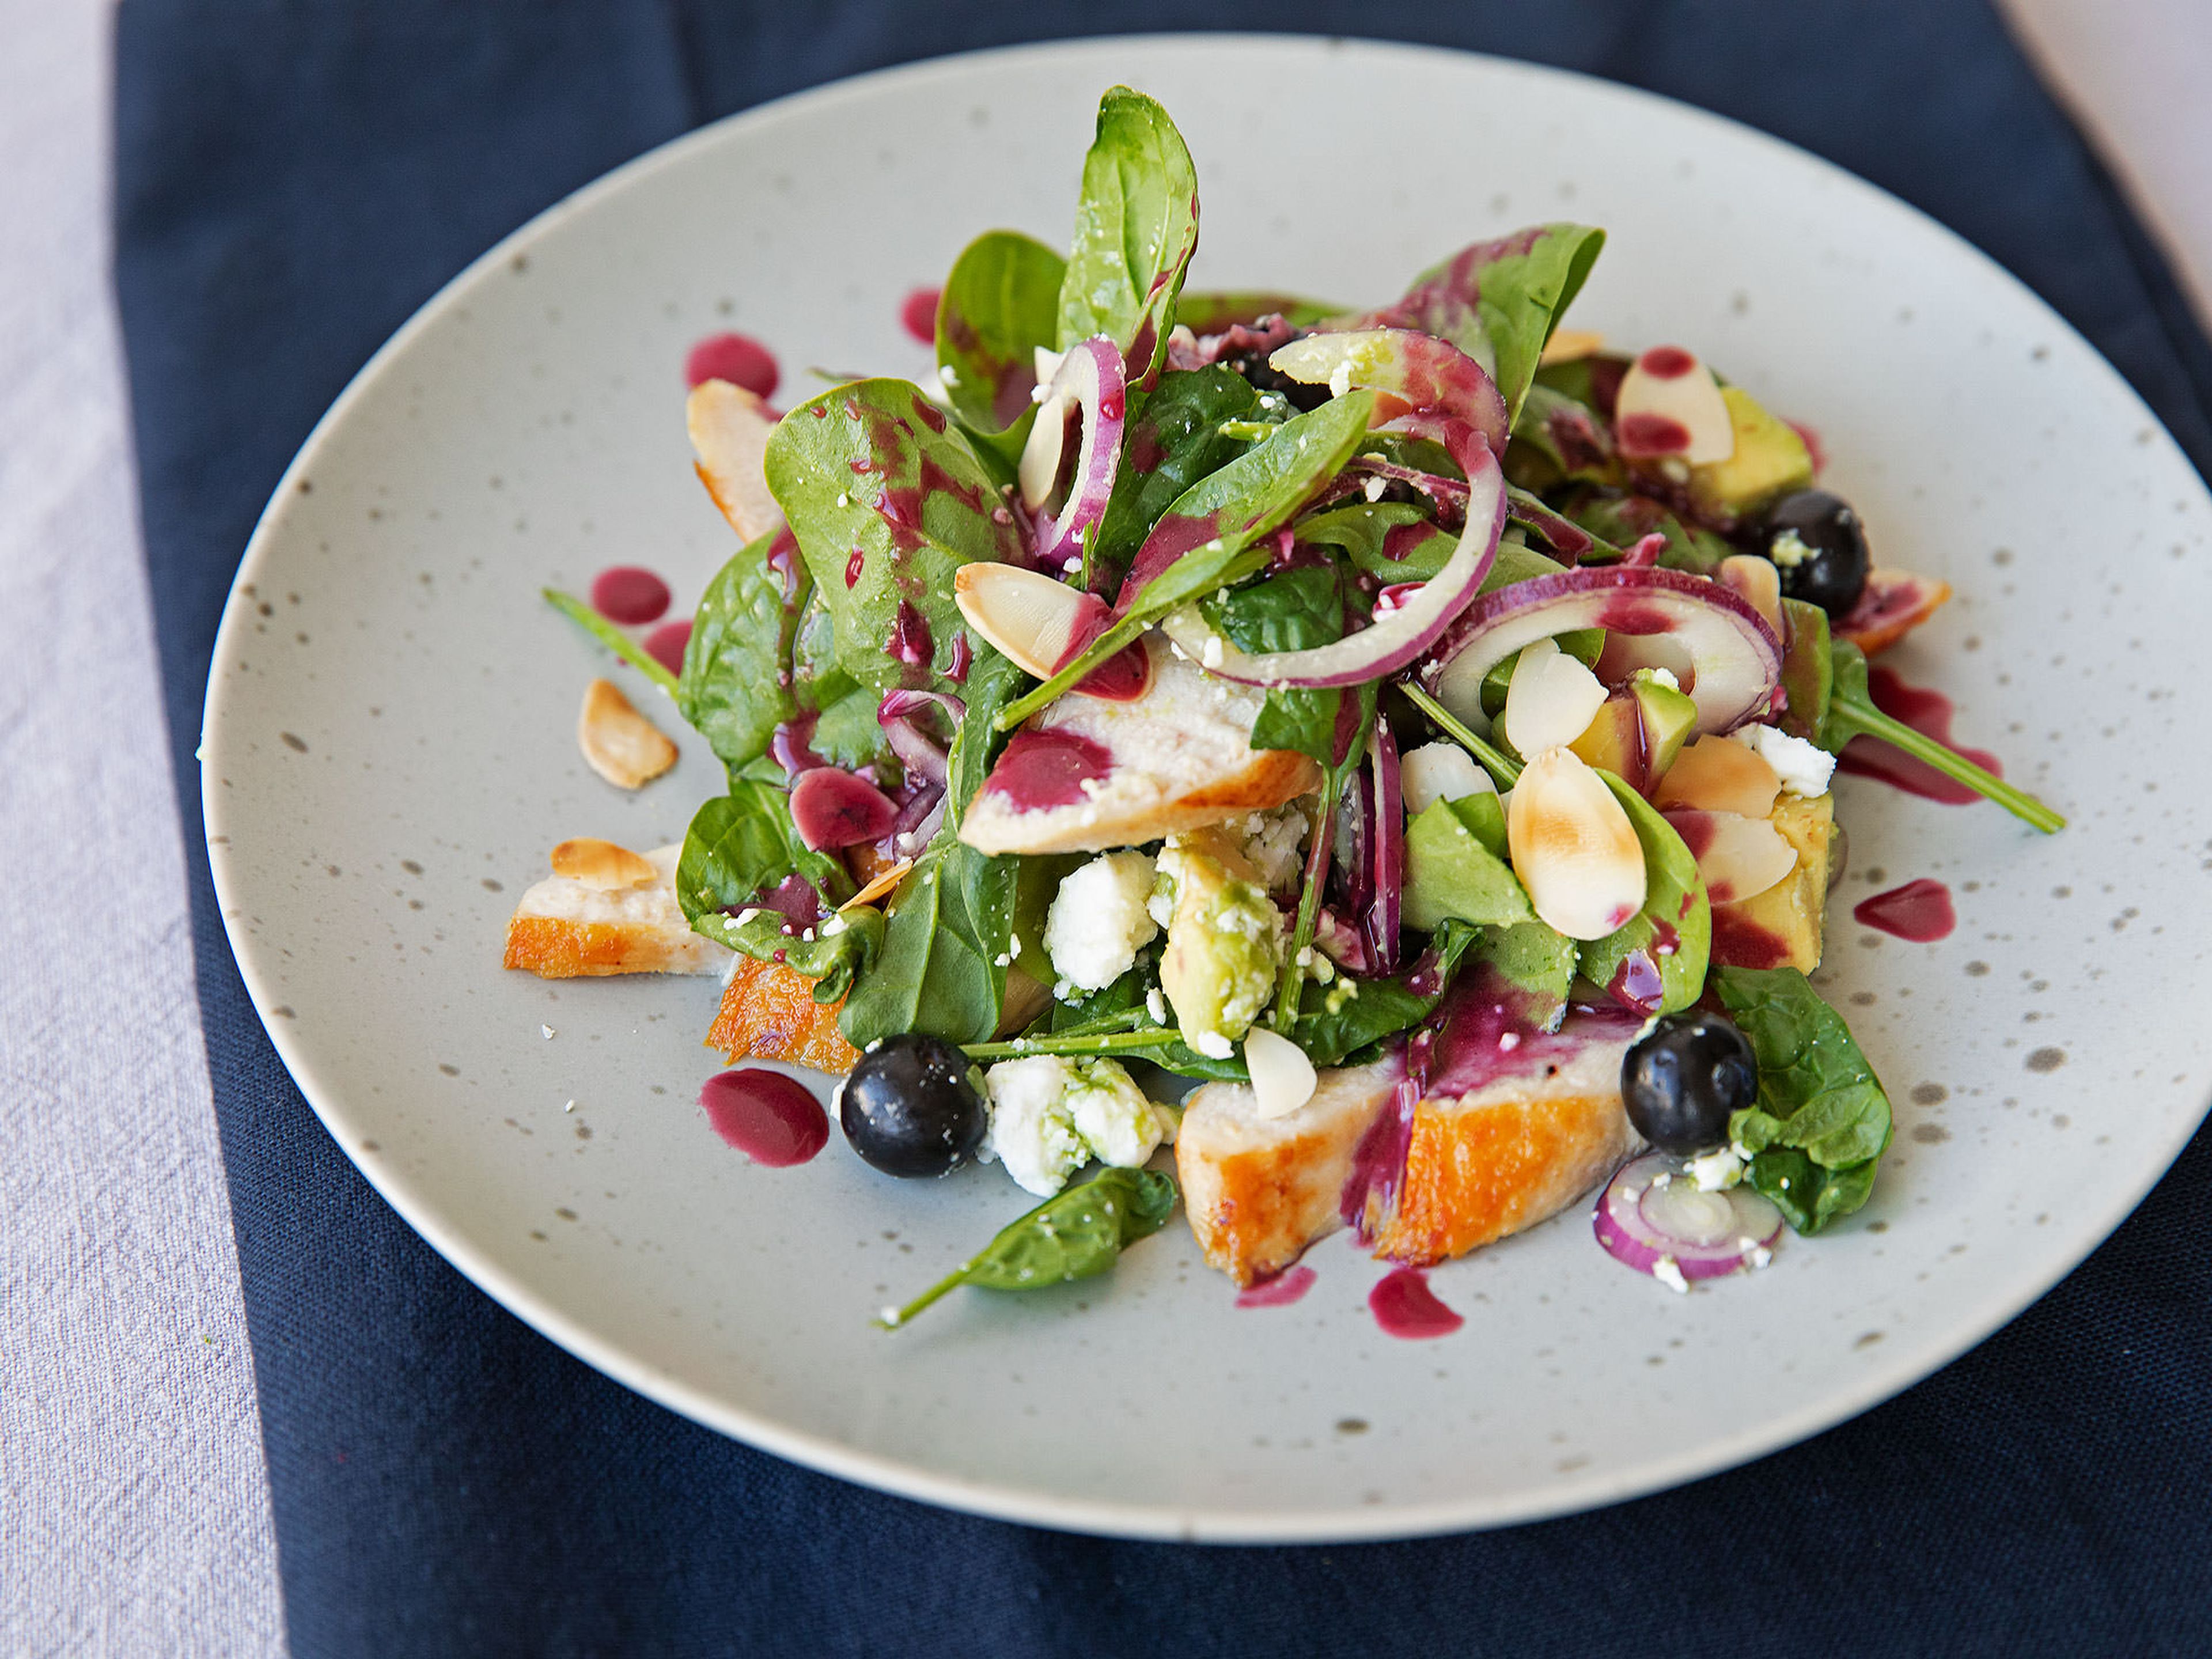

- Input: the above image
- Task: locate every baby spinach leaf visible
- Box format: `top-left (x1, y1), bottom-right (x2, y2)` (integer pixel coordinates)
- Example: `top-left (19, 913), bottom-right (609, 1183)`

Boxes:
top-left (1298, 502), bottom-right (1453, 583)
top-left (1575, 773), bottom-right (1710, 1015)
top-left (1393, 225), bottom-right (1605, 423)
top-left (763, 378), bottom-right (1023, 694)
top-left (1094, 366), bottom-right (1267, 575)
top-left (697, 905), bottom-right (885, 1005)
top-left (676, 782), bottom-right (851, 926)
top-left (1712, 966), bottom-right (1894, 1233)
top-left (1174, 290), bottom-right (1340, 332)
top-left (1288, 918), bottom-right (1482, 1066)
top-left (880, 1166), bottom-right (1180, 1328)
top-left (1565, 493), bottom-right (1730, 575)
top-left (1057, 87), bottom-right (1200, 385)
top-left (1460, 921), bottom-right (1579, 1031)
top-left (1403, 794), bottom-right (1531, 931)
top-left (1206, 559), bottom-right (1350, 765)
top-left (936, 229), bottom-right (1066, 469)
top-left (1819, 637), bottom-right (2064, 832)
top-left (1506, 381), bottom-right (1621, 490)
top-left (676, 528), bottom-right (807, 775)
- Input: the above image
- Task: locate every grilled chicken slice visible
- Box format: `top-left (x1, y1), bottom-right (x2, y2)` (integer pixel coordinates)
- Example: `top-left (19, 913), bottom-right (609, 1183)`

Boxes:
top-left (960, 635), bottom-right (1321, 857)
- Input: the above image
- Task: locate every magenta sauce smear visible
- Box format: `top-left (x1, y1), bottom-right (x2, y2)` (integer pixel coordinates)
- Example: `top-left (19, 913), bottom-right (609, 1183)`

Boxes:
top-left (980, 729), bottom-right (1113, 812)
top-left (1836, 666), bottom-right (2002, 804)
top-left (1854, 878), bottom-right (1956, 941)
top-left (644, 620), bottom-right (692, 678)
top-left (589, 565), bottom-right (671, 625)
top-left (684, 332), bottom-right (779, 400)
top-left (1237, 1264), bottom-right (1317, 1309)
top-left (699, 1069), bottom-right (828, 1166)
top-left (1369, 1267), bottom-right (1463, 1339)
top-left (900, 287), bottom-right (941, 346)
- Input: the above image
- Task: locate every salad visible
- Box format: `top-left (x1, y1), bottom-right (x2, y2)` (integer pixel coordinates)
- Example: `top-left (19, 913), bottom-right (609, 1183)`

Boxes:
top-left (513, 87), bottom-right (2062, 1331)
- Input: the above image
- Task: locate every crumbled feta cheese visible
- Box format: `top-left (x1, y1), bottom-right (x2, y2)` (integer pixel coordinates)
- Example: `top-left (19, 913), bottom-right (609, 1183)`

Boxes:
top-left (1742, 723), bottom-right (1836, 797)
top-left (1191, 1031), bottom-right (1234, 1060)
top-left (1145, 986), bottom-right (1166, 1024)
top-left (541, 1024), bottom-right (556, 1039)
top-left (1200, 634), bottom-right (1224, 669)
top-left (982, 1056), bottom-right (1088, 1196)
top-left (1768, 528), bottom-right (1813, 569)
top-left (1746, 1243), bottom-right (1774, 1270)
top-left (1401, 741), bottom-right (1496, 815)
top-left (1652, 1255), bottom-right (1691, 1294)
top-left (1643, 666), bottom-right (1681, 692)
top-left (1065, 1059), bottom-right (1165, 1168)
top-left (1234, 806), bottom-right (1309, 892)
top-left (1043, 851), bottom-right (1160, 993)
top-left (1328, 361), bottom-right (1353, 399)
top-left (1688, 1145), bottom-right (1746, 1191)
top-left (1364, 474), bottom-right (1388, 502)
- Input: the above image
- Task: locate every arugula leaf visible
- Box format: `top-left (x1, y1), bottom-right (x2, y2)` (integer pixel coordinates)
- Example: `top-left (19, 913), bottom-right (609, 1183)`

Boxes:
top-left (1403, 794), bottom-right (1531, 931)
top-left (676, 528), bottom-right (806, 775)
top-left (676, 782), bottom-right (851, 926)
top-left (763, 378), bottom-right (1022, 694)
top-left (935, 229), bottom-right (1066, 471)
top-left (1393, 225), bottom-right (1605, 422)
top-left (1712, 966), bottom-right (1894, 1233)
top-left (1575, 773), bottom-right (1710, 1015)
top-left (1094, 366), bottom-right (1267, 576)
top-left (1057, 88), bottom-right (1200, 385)
top-left (998, 391), bottom-right (1376, 728)
top-left (880, 1166), bottom-right (1179, 1328)
top-left (1819, 637), bottom-right (2065, 832)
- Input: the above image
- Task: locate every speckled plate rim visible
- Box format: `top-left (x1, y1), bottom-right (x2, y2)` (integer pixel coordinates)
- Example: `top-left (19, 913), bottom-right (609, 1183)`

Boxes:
top-left (203, 35), bottom-right (2212, 1542)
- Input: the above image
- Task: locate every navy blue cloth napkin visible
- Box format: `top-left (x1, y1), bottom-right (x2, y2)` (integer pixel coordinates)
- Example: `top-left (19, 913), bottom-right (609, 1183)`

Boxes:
top-left (116, 2), bottom-right (2212, 1653)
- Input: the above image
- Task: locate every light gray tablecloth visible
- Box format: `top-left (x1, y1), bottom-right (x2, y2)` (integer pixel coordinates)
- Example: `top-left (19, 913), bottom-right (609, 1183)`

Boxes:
top-left (0, 1), bottom-right (2200, 1650)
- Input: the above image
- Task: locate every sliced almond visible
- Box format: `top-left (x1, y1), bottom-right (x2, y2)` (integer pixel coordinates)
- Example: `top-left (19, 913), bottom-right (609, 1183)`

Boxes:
top-left (1717, 554), bottom-right (1784, 637)
top-left (687, 379), bottom-right (785, 543)
top-left (577, 677), bottom-right (679, 790)
top-left (550, 836), bottom-right (657, 890)
top-left (839, 858), bottom-right (914, 911)
top-left (1502, 637), bottom-right (1611, 759)
top-left (1666, 809), bottom-right (1798, 904)
top-left (1614, 346), bottom-right (1734, 464)
top-left (1506, 747), bottom-right (1647, 940)
top-left (1539, 327), bottom-right (1605, 366)
top-left (1244, 1025), bottom-right (1319, 1120)
top-left (953, 562), bottom-right (1092, 679)
top-left (1652, 736), bottom-right (1782, 819)
top-left (1401, 741), bottom-right (1495, 816)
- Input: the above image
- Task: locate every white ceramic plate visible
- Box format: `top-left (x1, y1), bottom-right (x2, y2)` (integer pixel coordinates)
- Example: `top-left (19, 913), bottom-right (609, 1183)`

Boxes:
top-left (203, 36), bottom-right (2212, 1541)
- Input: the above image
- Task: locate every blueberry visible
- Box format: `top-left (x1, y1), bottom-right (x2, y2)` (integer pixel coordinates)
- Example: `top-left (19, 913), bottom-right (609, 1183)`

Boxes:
top-left (839, 1034), bottom-right (988, 1178)
top-left (1217, 347), bottom-right (1332, 412)
top-left (1620, 1013), bottom-right (1760, 1156)
top-left (1760, 489), bottom-right (1870, 617)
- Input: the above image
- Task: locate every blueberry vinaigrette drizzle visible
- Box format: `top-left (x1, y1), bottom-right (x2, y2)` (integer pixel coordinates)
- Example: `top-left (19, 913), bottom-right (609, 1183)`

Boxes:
top-left (699, 1069), bottom-right (828, 1166)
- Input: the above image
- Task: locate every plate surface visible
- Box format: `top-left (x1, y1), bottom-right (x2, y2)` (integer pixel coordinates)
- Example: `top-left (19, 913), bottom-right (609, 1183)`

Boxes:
top-left (203, 36), bottom-right (2212, 1540)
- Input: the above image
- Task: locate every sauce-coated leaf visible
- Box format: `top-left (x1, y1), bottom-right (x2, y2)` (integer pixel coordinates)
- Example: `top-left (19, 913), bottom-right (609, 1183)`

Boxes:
top-left (1057, 88), bottom-right (1200, 384)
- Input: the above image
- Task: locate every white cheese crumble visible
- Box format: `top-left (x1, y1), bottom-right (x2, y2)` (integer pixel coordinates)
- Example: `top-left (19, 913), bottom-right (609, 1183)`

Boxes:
top-left (1652, 1255), bottom-right (1691, 1294)
top-left (1768, 528), bottom-right (1813, 568)
top-left (1742, 723), bottom-right (1836, 797)
top-left (1191, 1031), bottom-right (1234, 1060)
top-left (1688, 1145), bottom-right (1747, 1191)
top-left (1233, 806), bottom-right (1309, 892)
top-left (982, 1056), bottom-right (1165, 1196)
top-left (1065, 1061), bottom-right (1165, 1168)
top-left (1643, 666), bottom-right (1681, 692)
top-left (1043, 851), bottom-right (1160, 993)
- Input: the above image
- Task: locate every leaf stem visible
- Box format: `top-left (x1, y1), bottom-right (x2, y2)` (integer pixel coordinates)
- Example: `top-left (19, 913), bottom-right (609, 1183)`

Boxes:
top-left (1827, 695), bottom-right (2065, 834)
top-left (1271, 786), bottom-right (1339, 1029)
top-left (993, 611), bottom-right (1150, 729)
top-left (965, 1027), bottom-right (1188, 1060)
top-left (544, 588), bottom-right (679, 695)
top-left (1399, 682), bottom-right (1522, 786)
top-left (876, 1260), bottom-right (973, 1330)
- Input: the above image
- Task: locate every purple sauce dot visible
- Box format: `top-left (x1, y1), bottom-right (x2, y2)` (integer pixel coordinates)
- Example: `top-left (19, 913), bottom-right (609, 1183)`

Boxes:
top-left (685, 332), bottom-right (779, 399)
top-left (645, 620), bottom-right (692, 678)
top-left (590, 565), bottom-right (671, 625)
top-left (900, 287), bottom-right (941, 345)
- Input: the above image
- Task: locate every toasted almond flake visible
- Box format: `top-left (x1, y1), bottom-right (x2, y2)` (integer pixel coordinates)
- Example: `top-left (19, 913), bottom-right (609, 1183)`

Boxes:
top-left (1244, 1026), bottom-right (1318, 1120)
top-left (549, 836), bottom-right (657, 890)
top-left (1503, 637), bottom-right (1611, 759)
top-left (1506, 747), bottom-right (1647, 940)
top-left (1615, 347), bottom-right (1734, 464)
top-left (1717, 554), bottom-right (1784, 637)
top-left (953, 562), bottom-right (1089, 679)
top-left (1539, 327), bottom-right (1605, 366)
top-left (1401, 741), bottom-right (1495, 815)
top-left (1669, 809), bottom-right (1798, 904)
top-left (577, 677), bottom-right (679, 790)
top-left (1652, 735), bottom-right (1782, 819)
top-left (687, 380), bottom-right (785, 543)
top-left (840, 858), bottom-right (915, 911)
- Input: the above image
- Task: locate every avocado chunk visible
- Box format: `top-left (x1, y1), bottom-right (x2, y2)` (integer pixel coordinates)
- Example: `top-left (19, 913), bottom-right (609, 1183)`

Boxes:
top-left (1156, 833), bottom-right (1283, 1059)
top-left (1709, 791), bottom-right (1834, 972)
top-left (1567, 671), bottom-right (1700, 794)
top-left (1688, 386), bottom-right (1812, 523)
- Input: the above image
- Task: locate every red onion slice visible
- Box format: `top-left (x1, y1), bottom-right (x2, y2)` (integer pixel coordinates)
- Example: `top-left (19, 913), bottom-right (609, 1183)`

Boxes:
top-left (1594, 1151), bottom-right (1783, 1285)
top-left (789, 767), bottom-right (902, 850)
top-left (1018, 335), bottom-right (1127, 573)
top-left (1421, 566), bottom-right (1782, 736)
top-left (1157, 444), bottom-right (1508, 688)
top-left (1364, 721), bottom-right (1404, 971)
top-left (1268, 328), bottom-right (1509, 457)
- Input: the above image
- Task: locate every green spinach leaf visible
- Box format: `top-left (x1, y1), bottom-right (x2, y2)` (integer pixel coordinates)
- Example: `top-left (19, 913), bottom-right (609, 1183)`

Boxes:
top-left (1094, 366), bottom-right (1268, 575)
top-left (676, 783), bottom-right (851, 919)
top-left (1403, 794), bottom-right (1532, 931)
top-left (676, 528), bottom-right (807, 775)
top-left (1206, 559), bottom-right (1350, 766)
top-left (1173, 290), bottom-right (1340, 332)
top-left (1712, 966), bottom-right (1894, 1233)
top-left (1460, 920), bottom-right (1580, 1031)
top-left (763, 378), bottom-right (1022, 694)
top-left (1393, 224), bottom-right (1605, 422)
top-left (1776, 596), bottom-right (1833, 743)
top-left (1575, 773), bottom-right (1710, 1015)
top-left (1057, 88), bottom-right (1200, 384)
top-left (935, 229), bottom-right (1066, 471)
top-left (880, 1166), bottom-right (1179, 1328)
top-left (698, 905), bottom-right (885, 1005)
top-left (1298, 502), bottom-right (1453, 583)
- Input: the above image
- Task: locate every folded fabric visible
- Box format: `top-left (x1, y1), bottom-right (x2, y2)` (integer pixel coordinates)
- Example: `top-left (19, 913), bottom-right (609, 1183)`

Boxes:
top-left (113, 1), bottom-right (2212, 1654)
